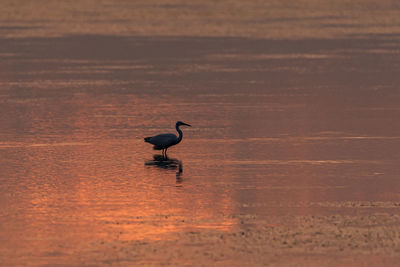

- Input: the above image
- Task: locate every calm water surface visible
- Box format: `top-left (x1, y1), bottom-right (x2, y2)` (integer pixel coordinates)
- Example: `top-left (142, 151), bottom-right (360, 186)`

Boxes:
top-left (1, 1), bottom-right (400, 266)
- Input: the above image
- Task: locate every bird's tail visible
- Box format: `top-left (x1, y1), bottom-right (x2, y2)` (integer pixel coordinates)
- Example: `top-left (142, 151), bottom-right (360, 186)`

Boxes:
top-left (144, 137), bottom-right (152, 143)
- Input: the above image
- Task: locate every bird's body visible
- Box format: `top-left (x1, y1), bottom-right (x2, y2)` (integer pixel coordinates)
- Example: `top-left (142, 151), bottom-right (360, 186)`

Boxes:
top-left (144, 121), bottom-right (191, 157)
top-left (144, 133), bottom-right (179, 150)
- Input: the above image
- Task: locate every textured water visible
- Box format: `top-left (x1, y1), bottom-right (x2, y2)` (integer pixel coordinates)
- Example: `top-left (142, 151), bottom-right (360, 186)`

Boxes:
top-left (1, 1), bottom-right (400, 266)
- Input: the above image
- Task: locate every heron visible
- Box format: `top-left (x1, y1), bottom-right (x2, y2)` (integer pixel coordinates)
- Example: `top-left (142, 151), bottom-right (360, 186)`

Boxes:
top-left (144, 121), bottom-right (191, 157)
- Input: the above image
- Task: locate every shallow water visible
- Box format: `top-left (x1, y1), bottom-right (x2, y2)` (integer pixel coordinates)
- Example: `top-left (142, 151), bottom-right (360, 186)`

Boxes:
top-left (1, 1), bottom-right (400, 266)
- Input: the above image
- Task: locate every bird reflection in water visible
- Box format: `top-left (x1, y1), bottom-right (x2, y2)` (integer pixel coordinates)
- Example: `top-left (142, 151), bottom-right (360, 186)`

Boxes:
top-left (145, 155), bottom-right (183, 182)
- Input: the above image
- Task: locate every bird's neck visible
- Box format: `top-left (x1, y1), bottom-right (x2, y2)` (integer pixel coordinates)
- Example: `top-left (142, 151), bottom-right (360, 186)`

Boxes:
top-left (176, 125), bottom-right (183, 143)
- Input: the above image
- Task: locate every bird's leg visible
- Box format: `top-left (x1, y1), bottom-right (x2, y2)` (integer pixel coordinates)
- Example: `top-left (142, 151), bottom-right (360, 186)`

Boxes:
top-left (165, 148), bottom-right (168, 159)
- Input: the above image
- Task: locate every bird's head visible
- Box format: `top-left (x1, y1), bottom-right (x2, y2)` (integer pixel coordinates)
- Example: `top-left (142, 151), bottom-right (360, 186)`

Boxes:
top-left (176, 121), bottom-right (191, 127)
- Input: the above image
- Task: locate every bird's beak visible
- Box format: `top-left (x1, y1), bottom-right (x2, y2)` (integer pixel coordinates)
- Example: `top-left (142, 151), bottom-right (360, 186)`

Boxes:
top-left (182, 122), bottom-right (191, 127)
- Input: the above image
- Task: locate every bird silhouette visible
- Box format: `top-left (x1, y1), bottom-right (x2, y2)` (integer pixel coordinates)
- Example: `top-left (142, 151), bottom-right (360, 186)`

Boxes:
top-left (144, 121), bottom-right (191, 157)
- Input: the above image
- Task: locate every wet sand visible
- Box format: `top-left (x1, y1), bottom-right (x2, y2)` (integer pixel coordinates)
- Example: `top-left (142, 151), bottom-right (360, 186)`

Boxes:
top-left (6, 213), bottom-right (400, 266)
top-left (92, 214), bottom-right (400, 267)
top-left (1, 1), bottom-right (400, 266)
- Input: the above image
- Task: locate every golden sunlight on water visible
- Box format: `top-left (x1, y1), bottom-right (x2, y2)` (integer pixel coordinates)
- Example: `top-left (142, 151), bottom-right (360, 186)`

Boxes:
top-left (1, 0), bottom-right (400, 266)
top-left (2, 0), bottom-right (400, 39)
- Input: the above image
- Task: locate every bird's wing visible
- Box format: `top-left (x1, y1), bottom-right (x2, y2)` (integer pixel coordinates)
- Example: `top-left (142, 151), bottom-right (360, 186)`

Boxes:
top-left (147, 133), bottom-right (177, 146)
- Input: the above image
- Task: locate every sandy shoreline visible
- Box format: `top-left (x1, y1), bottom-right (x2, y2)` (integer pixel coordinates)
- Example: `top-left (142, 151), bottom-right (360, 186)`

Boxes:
top-left (72, 213), bottom-right (400, 266)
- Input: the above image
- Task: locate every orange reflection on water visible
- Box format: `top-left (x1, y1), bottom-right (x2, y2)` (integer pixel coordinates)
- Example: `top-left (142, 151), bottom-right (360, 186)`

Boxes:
top-left (0, 88), bottom-right (241, 267)
top-left (2, 1), bottom-right (400, 264)
top-left (0, 142), bottom-right (237, 266)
